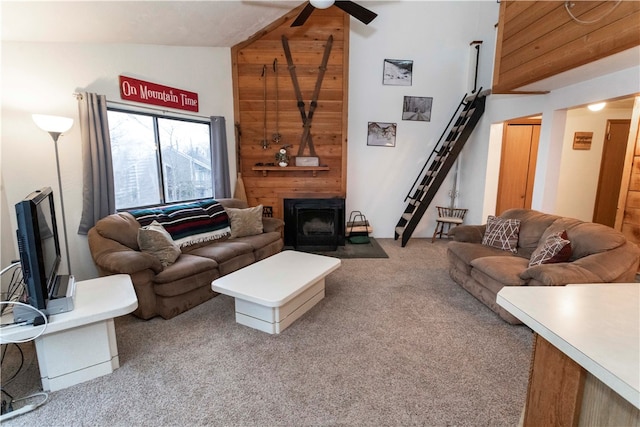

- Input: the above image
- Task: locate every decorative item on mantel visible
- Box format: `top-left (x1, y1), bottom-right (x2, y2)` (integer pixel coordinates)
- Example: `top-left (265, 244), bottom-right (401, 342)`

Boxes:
top-left (260, 64), bottom-right (269, 150)
top-left (282, 34), bottom-right (333, 168)
top-left (276, 145), bottom-right (291, 167)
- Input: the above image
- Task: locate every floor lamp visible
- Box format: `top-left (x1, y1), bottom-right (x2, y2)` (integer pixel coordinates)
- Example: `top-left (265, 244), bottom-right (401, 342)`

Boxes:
top-left (32, 114), bottom-right (74, 275)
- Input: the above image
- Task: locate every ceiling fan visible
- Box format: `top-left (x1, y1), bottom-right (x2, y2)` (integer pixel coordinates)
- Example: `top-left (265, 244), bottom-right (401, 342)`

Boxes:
top-left (291, 0), bottom-right (378, 27)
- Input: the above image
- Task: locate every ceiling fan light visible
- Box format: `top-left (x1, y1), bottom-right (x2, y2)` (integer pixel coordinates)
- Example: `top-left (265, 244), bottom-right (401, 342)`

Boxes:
top-left (587, 102), bottom-right (606, 112)
top-left (310, 0), bottom-right (334, 9)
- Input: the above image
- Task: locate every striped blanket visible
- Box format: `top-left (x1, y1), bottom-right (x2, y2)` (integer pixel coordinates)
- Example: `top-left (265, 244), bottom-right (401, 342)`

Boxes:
top-left (129, 199), bottom-right (231, 248)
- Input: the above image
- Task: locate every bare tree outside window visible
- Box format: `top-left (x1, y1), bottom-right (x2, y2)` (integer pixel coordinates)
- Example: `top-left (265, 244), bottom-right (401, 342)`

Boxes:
top-left (157, 118), bottom-right (212, 203)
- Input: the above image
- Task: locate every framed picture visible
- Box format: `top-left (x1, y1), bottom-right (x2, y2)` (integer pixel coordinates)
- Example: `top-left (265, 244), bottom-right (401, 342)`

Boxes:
top-left (383, 59), bottom-right (413, 86)
top-left (573, 131), bottom-right (593, 150)
top-left (402, 96), bottom-right (433, 121)
top-left (367, 122), bottom-right (397, 147)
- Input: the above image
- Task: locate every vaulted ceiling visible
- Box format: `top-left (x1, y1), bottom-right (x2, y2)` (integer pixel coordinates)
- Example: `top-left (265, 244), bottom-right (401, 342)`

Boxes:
top-left (2, 0), bottom-right (638, 98)
top-left (1, 1), bottom-right (304, 47)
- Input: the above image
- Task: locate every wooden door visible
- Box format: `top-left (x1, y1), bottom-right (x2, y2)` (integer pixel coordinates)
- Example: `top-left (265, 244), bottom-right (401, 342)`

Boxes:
top-left (593, 120), bottom-right (631, 227)
top-left (496, 120), bottom-right (541, 215)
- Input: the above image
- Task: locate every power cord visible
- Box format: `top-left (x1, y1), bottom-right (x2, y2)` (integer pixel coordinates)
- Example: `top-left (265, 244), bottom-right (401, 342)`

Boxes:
top-left (1, 262), bottom-right (51, 419)
top-left (0, 261), bottom-right (23, 316)
top-left (0, 391), bottom-right (48, 421)
top-left (1, 343), bottom-right (25, 386)
top-left (0, 341), bottom-right (46, 420)
top-left (564, 0), bottom-right (622, 25)
top-left (0, 301), bottom-right (48, 344)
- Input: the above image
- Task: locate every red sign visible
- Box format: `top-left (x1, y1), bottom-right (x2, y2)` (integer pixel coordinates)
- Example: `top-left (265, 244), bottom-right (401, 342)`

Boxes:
top-left (119, 75), bottom-right (199, 112)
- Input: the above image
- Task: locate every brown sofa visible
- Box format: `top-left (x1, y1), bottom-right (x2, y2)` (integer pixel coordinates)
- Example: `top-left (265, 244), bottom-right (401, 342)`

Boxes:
top-left (88, 198), bottom-right (284, 320)
top-left (447, 208), bottom-right (640, 324)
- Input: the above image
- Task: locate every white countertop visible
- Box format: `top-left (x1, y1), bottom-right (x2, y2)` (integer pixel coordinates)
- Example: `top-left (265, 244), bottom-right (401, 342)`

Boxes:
top-left (1, 274), bottom-right (138, 343)
top-left (497, 283), bottom-right (640, 409)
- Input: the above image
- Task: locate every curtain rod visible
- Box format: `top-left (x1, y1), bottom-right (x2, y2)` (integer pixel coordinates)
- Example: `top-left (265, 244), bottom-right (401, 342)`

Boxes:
top-left (73, 93), bottom-right (210, 120)
top-left (107, 99), bottom-right (210, 120)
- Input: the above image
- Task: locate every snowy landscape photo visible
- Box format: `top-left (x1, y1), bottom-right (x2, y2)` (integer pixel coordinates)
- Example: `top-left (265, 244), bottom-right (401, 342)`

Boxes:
top-left (383, 59), bottom-right (413, 86)
top-left (367, 122), bottom-right (397, 147)
top-left (402, 96), bottom-right (433, 121)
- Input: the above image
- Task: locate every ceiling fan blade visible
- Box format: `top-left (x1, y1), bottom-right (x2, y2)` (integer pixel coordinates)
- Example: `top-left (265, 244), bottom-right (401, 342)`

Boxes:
top-left (291, 2), bottom-right (316, 27)
top-left (334, 1), bottom-right (377, 25)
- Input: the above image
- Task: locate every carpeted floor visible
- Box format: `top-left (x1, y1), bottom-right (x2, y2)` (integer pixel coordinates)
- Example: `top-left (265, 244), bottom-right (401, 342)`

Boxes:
top-left (2, 239), bottom-right (533, 426)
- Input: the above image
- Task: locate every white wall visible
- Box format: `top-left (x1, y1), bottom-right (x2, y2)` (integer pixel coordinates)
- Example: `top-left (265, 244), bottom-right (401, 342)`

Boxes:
top-left (1, 42), bottom-right (235, 280)
top-left (555, 107), bottom-right (633, 221)
top-left (477, 66), bottom-right (640, 225)
top-left (348, 1), bottom-right (499, 239)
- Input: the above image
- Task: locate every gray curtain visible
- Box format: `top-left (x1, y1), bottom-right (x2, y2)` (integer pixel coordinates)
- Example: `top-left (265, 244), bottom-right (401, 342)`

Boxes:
top-left (211, 116), bottom-right (231, 198)
top-left (77, 92), bottom-right (115, 234)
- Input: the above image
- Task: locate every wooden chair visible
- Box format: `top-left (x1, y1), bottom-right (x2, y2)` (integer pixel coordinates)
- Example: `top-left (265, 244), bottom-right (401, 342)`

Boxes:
top-left (432, 206), bottom-right (468, 243)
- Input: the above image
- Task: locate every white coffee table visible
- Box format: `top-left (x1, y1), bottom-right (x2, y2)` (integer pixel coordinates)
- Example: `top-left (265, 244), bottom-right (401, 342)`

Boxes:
top-left (211, 250), bottom-right (341, 334)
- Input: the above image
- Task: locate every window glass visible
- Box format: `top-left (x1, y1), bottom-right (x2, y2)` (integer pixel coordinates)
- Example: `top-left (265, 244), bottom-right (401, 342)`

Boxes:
top-left (157, 118), bottom-right (212, 203)
top-left (107, 110), bottom-right (212, 210)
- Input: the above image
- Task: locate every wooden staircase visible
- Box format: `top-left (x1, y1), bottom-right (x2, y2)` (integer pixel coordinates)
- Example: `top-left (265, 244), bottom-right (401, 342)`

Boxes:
top-left (394, 89), bottom-right (489, 247)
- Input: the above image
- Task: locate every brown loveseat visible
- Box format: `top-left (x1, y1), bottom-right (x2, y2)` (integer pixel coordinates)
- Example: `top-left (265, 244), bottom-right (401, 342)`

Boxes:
top-left (447, 208), bottom-right (640, 324)
top-left (88, 198), bottom-right (284, 320)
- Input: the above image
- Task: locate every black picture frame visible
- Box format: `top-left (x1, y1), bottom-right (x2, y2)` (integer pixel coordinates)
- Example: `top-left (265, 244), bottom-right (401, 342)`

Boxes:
top-left (367, 122), bottom-right (397, 147)
top-left (383, 59), bottom-right (413, 86)
top-left (402, 96), bottom-right (433, 121)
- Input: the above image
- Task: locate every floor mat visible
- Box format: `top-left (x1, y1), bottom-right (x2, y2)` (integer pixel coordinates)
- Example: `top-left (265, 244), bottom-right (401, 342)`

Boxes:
top-left (288, 237), bottom-right (389, 259)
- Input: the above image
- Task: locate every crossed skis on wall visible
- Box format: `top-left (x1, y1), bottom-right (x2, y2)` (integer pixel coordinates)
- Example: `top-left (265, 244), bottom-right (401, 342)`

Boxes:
top-left (253, 35), bottom-right (334, 159)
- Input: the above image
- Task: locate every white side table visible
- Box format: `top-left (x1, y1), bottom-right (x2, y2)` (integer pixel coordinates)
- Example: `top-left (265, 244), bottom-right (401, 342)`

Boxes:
top-left (1, 274), bottom-right (138, 391)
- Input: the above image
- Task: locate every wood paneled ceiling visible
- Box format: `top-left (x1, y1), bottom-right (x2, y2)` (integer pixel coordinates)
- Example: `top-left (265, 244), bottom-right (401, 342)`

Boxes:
top-left (493, 1), bottom-right (640, 94)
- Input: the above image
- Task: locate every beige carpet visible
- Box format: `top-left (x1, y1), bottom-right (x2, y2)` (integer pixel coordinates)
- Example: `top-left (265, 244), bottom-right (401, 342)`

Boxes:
top-left (3, 239), bottom-right (533, 426)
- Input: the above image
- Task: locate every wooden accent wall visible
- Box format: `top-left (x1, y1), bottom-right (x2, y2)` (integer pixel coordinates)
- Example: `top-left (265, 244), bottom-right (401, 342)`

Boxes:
top-left (231, 6), bottom-right (349, 220)
top-left (493, 1), bottom-right (640, 93)
top-left (616, 97), bottom-right (640, 254)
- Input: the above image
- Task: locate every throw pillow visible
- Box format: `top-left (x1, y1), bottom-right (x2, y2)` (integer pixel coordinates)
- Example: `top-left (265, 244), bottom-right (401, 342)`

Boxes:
top-left (482, 215), bottom-right (521, 253)
top-left (137, 221), bottom-right (181, 267)
top-left (226, 205), bottom-right (264, 239)
top-left (528, 230), bottom-right (572, 267)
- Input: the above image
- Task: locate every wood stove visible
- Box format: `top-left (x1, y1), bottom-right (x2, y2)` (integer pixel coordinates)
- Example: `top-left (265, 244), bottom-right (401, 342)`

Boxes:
top-left (284, 198), bottom-right (345, 251)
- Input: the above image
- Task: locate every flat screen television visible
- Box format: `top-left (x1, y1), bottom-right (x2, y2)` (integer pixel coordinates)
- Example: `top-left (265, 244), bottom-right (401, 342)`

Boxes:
top-left (15, 187), bottom-right (62, 311)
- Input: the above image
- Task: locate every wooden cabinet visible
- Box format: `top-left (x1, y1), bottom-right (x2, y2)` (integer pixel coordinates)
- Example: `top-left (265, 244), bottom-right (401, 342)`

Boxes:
top-left (497, 285), bottom-right (640, 427)
top-left (524, 334), bottom-right (640, 427)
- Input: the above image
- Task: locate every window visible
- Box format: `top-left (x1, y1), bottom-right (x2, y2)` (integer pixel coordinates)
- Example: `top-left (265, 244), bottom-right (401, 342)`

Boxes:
top-left (107, 109), bottom-right (213, 210)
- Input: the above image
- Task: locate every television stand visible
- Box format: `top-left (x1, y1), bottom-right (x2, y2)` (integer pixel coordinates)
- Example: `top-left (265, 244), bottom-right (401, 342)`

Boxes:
top-left (0, 274), bottom-right (137, 391)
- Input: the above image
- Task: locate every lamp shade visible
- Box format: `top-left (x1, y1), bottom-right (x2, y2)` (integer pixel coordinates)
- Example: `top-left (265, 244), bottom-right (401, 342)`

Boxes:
top-left (32, 114), bottom-right (74, 133)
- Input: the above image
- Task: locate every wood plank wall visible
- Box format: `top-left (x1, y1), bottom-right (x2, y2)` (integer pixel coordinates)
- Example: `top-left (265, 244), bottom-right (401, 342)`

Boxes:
top-left (493, 1), bottom-right (640, 93)
top-left (620, 100), bottom-right (640, 250)
top-left (231, 6), bottom-right (349, 220)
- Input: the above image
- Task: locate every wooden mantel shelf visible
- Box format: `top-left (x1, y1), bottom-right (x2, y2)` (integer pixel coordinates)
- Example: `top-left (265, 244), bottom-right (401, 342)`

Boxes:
top-left (252, 166), bottom-right (330, 177)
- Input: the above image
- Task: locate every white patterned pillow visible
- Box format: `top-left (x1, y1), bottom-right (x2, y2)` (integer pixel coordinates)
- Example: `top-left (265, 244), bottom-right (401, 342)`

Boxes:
top-left (482, 215), bottom-right (521, 253)
top-left (528, 230), bottom-right (572, 267)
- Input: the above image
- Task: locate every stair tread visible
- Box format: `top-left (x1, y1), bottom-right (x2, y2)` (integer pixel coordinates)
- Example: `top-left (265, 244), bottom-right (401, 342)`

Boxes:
top-left (397, 89), bottom-right (485, 246)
